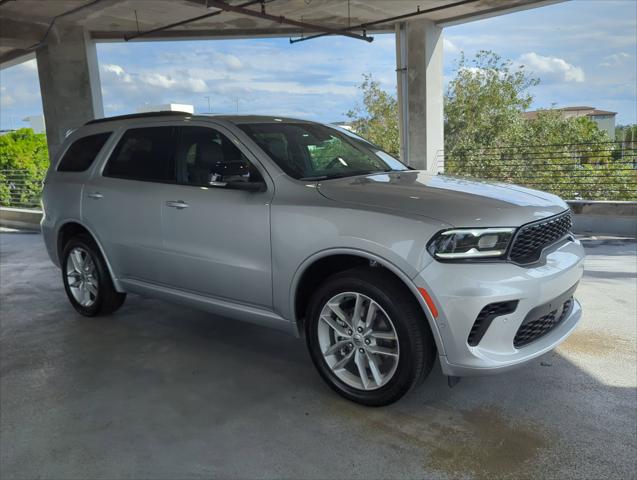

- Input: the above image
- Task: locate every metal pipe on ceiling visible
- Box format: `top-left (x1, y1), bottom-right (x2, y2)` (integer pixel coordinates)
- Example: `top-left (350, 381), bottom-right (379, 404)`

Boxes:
top-left (206, 0), bottom-right (373, 42)
top-left (289, 0), bottom-right (481, 44)
top-left (124, 0), bottom-right (264, 41)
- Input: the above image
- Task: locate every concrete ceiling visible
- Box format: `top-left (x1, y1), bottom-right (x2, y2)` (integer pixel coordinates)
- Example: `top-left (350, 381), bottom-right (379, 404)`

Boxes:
top-left (0, 0), bottom-right (560, 67)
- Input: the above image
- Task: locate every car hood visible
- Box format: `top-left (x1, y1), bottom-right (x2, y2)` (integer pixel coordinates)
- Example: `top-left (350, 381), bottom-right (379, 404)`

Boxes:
top-left (317, 171), bottom-right (569, 227)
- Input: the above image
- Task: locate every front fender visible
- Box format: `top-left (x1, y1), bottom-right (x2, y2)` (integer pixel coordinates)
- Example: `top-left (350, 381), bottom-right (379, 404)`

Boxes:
top-left (289, 247), bottom-right (446, 355)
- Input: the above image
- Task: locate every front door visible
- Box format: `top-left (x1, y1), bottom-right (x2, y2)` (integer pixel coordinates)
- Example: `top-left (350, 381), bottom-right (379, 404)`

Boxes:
top-left (161, 124), bottom-right (273, 308)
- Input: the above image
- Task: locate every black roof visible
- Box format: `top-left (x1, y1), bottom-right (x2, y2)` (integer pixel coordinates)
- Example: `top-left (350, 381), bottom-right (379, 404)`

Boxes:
top-left (85, 111), bottom-right (191, 126)
top-left (84, 112), bottom-right (318, 127)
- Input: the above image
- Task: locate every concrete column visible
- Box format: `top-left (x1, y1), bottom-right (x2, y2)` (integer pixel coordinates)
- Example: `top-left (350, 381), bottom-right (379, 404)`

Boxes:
top-left (36, 25), bottom-right (103, 159)
top-left (395, 19), bottom-right (444, 172)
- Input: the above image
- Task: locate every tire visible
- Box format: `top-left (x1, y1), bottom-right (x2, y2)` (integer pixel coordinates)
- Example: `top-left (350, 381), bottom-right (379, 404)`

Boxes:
top-left (305, 267), bottom-right (436, 406)
top-left (61, 235), bottom-right (126, 316)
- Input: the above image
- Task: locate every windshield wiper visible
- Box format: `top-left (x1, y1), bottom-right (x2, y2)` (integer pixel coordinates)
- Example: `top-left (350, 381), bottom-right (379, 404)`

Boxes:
top-left (300, 169), bottom-right (395, 181)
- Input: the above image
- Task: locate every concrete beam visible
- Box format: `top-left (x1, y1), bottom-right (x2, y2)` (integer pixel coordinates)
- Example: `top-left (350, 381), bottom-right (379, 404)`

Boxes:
top-left (0, 50), bottom-right (34, 70)
top-left (437, 0), bottom-right (565, 27)
top-left (396, 19), bottom-right (444, 171)
top-left (35, 24), bottom-right (103, 159)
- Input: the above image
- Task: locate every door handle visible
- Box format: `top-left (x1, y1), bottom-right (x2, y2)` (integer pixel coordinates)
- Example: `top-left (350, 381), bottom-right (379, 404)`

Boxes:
top-left (165, 200), bottom-right (189, 209)
top-left (87, 192), bottom-right (103, 199)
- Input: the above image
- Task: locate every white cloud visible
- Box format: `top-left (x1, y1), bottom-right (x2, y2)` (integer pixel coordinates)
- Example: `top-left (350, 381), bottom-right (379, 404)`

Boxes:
top-left (138, 72), bottom-right (207, 92)
top-left (443, 38), bottom-right (460, 54)
top-left (0, 85), bottom-right (15, 107)
top-left (181, 77), bottom-right (208, 93)
top-left (218, 53), bottom-right (243, 70)
top-left (102, 63), bottom-right (132, 83)
top-left (600, 52), bottom-right (631, 67)
top-left (139, 72), bottom-right (175, 89)
top-left (101, 64), bottom-right (208, 93)
top-left (518, 52), bottom-right (585, 83)
top-left (240, 81), bottom-right (356, 96)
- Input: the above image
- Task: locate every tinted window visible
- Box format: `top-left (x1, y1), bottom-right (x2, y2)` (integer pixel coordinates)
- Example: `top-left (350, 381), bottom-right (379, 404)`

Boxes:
top-left (104, 127), bottom-right (177, 182)
top-left (57, 132), bottom-right (111, 172)
top-left (238, 123), bottom-right (407, 180)
top-left (176, 126), bottom-right (261, 186)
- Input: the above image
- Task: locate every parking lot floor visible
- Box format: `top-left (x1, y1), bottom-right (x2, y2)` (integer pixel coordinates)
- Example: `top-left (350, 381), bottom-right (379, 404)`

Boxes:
top-left (1, 232), bottom-right (636, 479)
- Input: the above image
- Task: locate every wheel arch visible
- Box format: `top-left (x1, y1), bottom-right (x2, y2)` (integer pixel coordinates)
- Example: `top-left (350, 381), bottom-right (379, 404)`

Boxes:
top-left (290, 248), bottom-right (445, 355)
top-left (56, 220), bottom-right (124, 292)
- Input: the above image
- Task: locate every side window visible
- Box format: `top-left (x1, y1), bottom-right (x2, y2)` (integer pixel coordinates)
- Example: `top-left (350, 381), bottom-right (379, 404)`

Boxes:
top-left (104, 127), bottom-right (177, 182)
top-left (176, 126), bottom-right (262, 186)
top-left (57, 132), bottom-right (112, 172)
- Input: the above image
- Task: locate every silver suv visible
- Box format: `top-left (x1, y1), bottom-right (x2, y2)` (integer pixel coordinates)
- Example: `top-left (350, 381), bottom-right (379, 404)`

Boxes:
top-left (42, 113), bottom-right (585, 405)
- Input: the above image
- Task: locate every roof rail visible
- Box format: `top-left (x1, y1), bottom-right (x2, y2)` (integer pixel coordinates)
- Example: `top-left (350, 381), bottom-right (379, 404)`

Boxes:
top-left (85, 111), bottom-right (192, 126)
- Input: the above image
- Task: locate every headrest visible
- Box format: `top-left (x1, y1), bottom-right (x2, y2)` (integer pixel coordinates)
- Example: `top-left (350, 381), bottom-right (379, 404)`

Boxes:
top-left (197, 141), bottom-right (224, 167)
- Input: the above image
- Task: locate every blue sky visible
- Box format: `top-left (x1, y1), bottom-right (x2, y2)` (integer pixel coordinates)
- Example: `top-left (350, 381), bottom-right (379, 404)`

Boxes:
top-left (1, 0), bottom-right (635, 131)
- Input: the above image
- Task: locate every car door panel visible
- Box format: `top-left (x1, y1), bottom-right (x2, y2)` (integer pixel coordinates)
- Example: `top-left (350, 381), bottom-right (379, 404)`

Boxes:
top-left (162, 186), bottom-right (272, 306)
top-left (82, 177), bottom-right (171, 282)
top-left (161, 124), bottom-right (273, 308)
top-left (83, 125), bottom-right (178, 284)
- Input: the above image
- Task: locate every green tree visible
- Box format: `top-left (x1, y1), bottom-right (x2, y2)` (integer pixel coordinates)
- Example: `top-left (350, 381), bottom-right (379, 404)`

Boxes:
top-left (0, 128), bottom-right (49, 207)
top-left (346, 74), bottom-right (400, 157)
top-left (346, 50), bottom-right (636, 200)
top-left (616, 124), bottom-right (637, 145)
top-left (509, 111), bottom-right (630, 200)
top-left (444, 51), bottom-right (537, 157)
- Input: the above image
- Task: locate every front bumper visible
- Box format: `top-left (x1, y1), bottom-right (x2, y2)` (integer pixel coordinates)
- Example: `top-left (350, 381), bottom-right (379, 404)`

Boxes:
top-left (415, 238), bottom-right (585, 376)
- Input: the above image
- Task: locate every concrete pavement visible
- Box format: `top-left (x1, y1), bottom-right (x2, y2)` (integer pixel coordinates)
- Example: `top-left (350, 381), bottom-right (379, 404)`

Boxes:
top-left (1, 233), bottom-right (635, 479)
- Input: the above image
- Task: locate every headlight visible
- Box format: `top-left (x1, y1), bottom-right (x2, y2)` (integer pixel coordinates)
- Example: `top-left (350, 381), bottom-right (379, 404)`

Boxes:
top-left (428, 228), bottom-right (516, 260)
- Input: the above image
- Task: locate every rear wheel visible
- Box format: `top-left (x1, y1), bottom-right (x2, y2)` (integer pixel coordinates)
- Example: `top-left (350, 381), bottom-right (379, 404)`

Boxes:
top-left (305, 267), bottom-right (436, 406)
top-left (61, 235), bottom-right (126, 316)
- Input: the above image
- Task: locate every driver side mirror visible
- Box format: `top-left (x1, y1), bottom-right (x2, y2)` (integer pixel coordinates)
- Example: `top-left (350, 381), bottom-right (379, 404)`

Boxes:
top-left (207, 163), bottom-right (265, 192)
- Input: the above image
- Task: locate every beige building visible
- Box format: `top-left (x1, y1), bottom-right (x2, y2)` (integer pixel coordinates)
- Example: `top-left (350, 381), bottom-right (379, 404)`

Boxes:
top-left (522, 106), bottom-right (617, 137)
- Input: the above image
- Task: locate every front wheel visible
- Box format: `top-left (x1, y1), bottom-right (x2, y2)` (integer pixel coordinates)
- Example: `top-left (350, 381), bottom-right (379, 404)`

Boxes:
top-left (305, 267), bottom-right (436, 406)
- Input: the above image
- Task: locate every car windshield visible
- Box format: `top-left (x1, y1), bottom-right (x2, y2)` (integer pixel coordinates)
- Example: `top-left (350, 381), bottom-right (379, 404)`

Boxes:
top-left (238, 122), bottom-right (408, 180)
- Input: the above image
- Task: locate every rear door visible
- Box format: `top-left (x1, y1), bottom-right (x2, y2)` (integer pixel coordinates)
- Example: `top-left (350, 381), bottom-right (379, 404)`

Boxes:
top-left (82, 125), bottom-right (178, 284)
top-left (160, 124), bottom-right (274, 308)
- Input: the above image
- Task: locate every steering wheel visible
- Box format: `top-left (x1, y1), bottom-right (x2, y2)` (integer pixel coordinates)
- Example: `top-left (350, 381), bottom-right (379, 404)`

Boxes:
top-left (325, 157), bottom-right (346, 169)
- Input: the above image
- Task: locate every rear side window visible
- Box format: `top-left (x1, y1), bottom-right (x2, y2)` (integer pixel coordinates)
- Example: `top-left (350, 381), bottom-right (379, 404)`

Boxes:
top-left (57, 132), bottom-right (112, 172)
top-left (104, 127), bottom-right (177, 182)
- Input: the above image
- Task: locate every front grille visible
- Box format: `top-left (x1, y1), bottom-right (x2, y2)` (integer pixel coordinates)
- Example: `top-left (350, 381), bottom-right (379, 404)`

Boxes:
top-left (509, 211), bottom-right (573, 265)
top-left (468, 300), bottom-right (518, 346)
top-left (514, 297), bottom-right (573, 348)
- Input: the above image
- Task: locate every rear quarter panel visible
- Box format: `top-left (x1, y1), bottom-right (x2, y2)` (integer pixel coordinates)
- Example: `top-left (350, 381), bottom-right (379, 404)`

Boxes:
top-left (41, 126), bottom-right (122, 267)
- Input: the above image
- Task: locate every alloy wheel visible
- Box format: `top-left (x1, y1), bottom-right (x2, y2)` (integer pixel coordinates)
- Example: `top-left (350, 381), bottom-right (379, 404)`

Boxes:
top-left (317, 292), bottom-right (400, 390)
top-left (66, 247), bottom-right (98, 307)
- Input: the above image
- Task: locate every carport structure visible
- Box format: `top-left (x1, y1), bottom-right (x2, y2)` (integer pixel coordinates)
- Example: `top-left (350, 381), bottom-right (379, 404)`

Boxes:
top-left (1, 0), bottom-right (560, 168)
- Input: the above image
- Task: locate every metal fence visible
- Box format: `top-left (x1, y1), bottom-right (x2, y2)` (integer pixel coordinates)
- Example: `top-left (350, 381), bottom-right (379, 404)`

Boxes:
top-left (0, 141), bottom-right (636, 208)
top-left (435, 141), bottom-right (637, 201)
top-left (0, 169), bottom-right (46, 209)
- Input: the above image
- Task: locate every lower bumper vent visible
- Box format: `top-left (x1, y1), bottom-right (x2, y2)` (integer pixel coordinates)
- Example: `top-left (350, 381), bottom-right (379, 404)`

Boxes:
top-left (514, 297), bottom-right (574, 348)
top-left (468, 300), bottom-right (519, 346)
